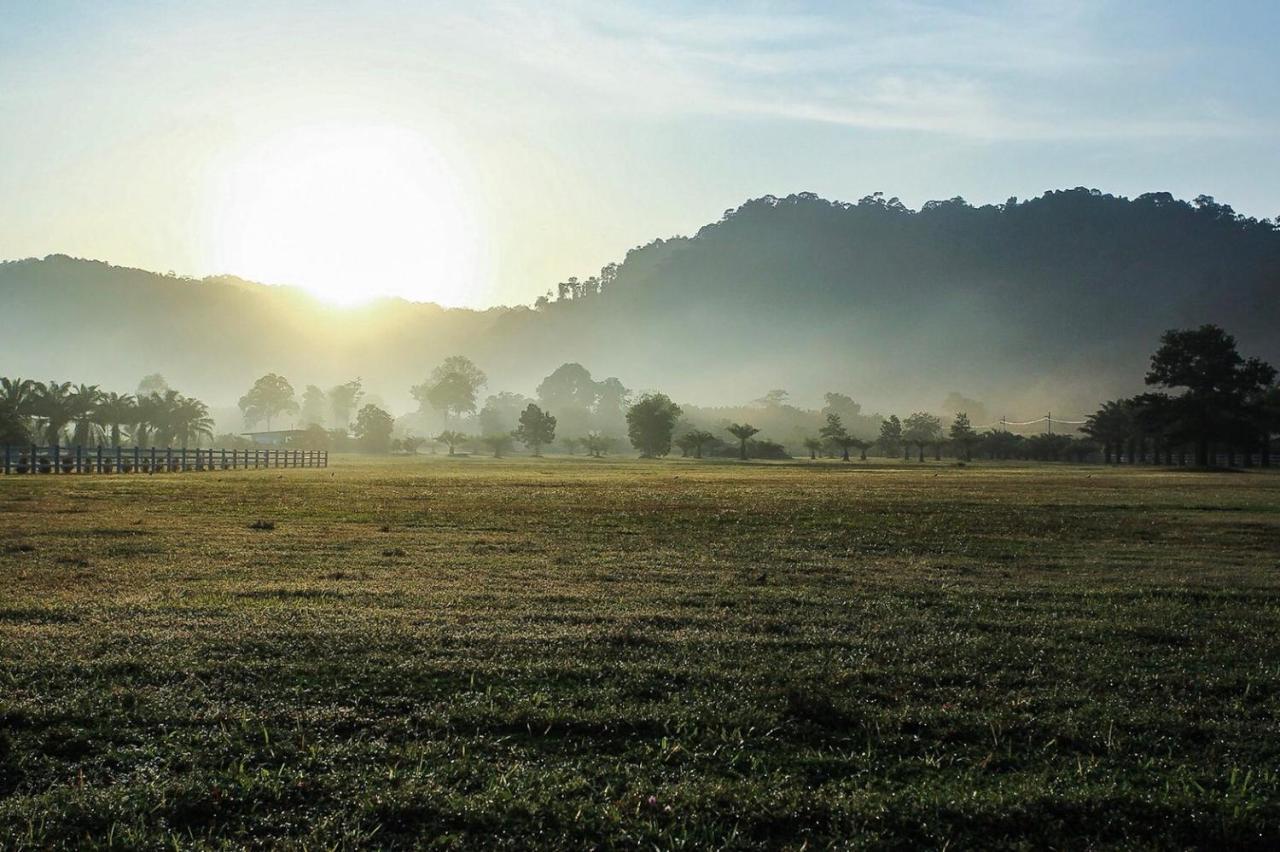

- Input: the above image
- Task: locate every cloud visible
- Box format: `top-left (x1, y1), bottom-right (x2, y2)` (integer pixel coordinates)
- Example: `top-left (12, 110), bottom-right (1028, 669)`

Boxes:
top-left (431, 0), bottom-right (1262, 141)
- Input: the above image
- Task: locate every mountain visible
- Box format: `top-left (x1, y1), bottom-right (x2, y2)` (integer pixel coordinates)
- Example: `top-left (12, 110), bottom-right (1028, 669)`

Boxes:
top-left (2, 188), bottom-right (1277, 423)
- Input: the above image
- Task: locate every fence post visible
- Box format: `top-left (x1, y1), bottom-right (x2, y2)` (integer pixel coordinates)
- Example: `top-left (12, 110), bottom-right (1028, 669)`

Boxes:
top-left (150, 446), bottom-right (157, 474)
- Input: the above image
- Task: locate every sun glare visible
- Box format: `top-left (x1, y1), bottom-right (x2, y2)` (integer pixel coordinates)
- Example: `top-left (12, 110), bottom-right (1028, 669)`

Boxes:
top-left (208, 125), bottom-right (481, 306)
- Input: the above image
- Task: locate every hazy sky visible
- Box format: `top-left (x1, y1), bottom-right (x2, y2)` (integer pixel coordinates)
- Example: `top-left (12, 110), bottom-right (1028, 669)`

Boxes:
top-left (2, 1), bottom-right (1277, 306)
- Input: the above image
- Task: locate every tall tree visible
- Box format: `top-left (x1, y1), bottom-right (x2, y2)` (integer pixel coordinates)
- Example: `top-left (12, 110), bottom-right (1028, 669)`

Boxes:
top-left (948, 412), bottom-right (977, 461)
top-left (169, 393), bottom-right (214, 449)
top-left (301, 385), bottom-right (328, 427)
top-left (478, 392), bottom-right (529, 436)
top-left (1084, 399), bottom-right (1134, 464)
top-left (903, 412), bottom-right (942, 462)
top-left (0, 399), bottom-right (30, 445)
top-left (328, 379), bottom-right (364, 431)
top-left (0, 377), bottom-right (38, 421)
top-left (593, 377), bottom-right (631, 435)
top-left (626, 393), bottom-right (681, 458)
top-left (819, 412), bottom-right (852, 461)
top-left (69, 384), bottom-right (105, 446)
top-left (412, 356), bottom-right (486, 426)
top-left (34, 381), bottom-right (76, 444)
top-left (515, 403), bottom-right (556, 456)
top-left (95, 392), bottom-right (136, 448)
top-left (354, 404), bottom-right (394, 453)
top-left (1145, 325), bottom-right (1277, 466)
top-left (803, 436), bottom-right (822, 460)
top-left (879, 415), bottom-right (903, 459)
top-left (726, 422), bottom-right (759, 460)
top-left (239, 374), bottom-right (298, 431)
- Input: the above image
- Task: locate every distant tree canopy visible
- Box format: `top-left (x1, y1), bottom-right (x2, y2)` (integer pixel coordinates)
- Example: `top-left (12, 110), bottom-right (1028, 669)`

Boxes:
top-left (536, 363), bottom-right (629, 438)
top-left (239, 374), bottom-right (298, 431)
top-left (478, 391), bottom-right (529, 436)
top-left (301, 385), bottom-right (327, 428)
top-left (353, 404), bottom-right (394, 453)
top-left (480, 432), bottom-right (514, 458)
top-left (328, 379), bottom-right (363, 430)
top-left (627, 393), bottom-right (682, 458)
top-left (413, 356), bottom-right (486, 425)
top-left (903, 412), bottom-right (943, 462)
top-left (136, 373), bottom-right (169, 397)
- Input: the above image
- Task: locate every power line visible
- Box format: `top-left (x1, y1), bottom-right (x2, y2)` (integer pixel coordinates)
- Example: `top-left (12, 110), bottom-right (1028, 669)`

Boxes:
top-left (975, 414), bottom-right (1089, 431)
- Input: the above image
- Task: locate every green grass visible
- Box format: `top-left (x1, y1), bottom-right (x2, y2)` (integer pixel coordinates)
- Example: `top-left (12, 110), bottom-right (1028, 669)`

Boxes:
top-left (2, 456), bottom-right (1279, 849)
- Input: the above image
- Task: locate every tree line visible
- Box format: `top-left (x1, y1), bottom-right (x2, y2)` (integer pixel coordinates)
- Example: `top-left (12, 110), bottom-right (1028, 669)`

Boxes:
top-left (7, 325), bottom-right (1274, 466)
top-left (1083, 325), bottom-right (1279, 467)
top-left (0, 375), bottom-right (213, 449)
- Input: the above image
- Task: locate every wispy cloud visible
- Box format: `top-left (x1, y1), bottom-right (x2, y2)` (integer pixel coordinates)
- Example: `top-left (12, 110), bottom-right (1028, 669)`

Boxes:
top-left (427, 0), bottom-right (1263, 141)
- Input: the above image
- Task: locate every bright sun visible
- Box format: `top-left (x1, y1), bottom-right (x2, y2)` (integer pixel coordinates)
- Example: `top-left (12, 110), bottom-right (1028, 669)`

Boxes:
top-left (208, 125), bottom-right (481, 306)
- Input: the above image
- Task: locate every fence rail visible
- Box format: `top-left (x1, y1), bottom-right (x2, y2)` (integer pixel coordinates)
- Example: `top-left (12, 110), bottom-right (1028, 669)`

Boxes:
top-left (2, 445), bottom-right (327, 475)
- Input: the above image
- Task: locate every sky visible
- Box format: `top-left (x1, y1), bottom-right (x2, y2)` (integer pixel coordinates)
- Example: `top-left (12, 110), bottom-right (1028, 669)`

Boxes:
top-left (1, 0), bottom-right (1278, 307)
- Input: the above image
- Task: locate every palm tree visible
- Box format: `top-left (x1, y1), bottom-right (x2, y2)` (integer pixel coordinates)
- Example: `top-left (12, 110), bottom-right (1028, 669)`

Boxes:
top-left (1084, 399), bottom-right (1135, 464)
top-left (95, 392), bottom-right (136, 448)
top-left (34, 381), bottom-right (76, 445)
top-left (726, 423), bottom-right (759, 461)
top-left (676, 429), bottom-right (716, 459)
top-left (1, 377), bottom-right (39, 442)
top-left (436, 430), bottom-right (468, 456)
top-left (171, 395), bottom-right (214, 448)
top-left (69, 384), bottom-right (105, 446)
top-left (133, 392), bottom-right (162, 447)
top-left (1, 377), bottom-right (38, 415)
top-left (143, 389), bottom-right (207, 447)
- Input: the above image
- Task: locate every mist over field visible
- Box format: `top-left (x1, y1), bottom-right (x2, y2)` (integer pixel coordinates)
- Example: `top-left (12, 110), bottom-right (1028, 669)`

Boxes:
top-left (4, 189), bottom-right (1277, 430)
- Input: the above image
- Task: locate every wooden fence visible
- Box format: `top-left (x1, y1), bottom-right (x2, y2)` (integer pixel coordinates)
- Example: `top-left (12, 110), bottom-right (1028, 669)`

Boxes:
top-left (1, 445), bottom-right (327, 475)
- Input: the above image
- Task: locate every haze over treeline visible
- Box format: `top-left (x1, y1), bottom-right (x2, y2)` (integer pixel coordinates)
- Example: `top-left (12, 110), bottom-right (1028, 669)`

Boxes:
top-left (2, 188), bottom-right (1277, 423)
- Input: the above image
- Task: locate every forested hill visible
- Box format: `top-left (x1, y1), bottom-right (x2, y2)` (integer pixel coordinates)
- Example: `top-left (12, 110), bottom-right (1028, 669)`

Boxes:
top-left (2, 188), bottom-right (1277, 415)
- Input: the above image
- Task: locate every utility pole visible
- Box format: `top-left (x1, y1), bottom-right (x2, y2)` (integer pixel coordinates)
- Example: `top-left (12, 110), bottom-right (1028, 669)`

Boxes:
top-left (1047, 412), bottom-right (1052, 435)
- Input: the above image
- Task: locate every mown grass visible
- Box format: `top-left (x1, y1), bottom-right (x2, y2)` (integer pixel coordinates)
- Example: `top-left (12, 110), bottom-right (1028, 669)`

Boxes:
top-left (2, 456), bottom-right (1279, 849)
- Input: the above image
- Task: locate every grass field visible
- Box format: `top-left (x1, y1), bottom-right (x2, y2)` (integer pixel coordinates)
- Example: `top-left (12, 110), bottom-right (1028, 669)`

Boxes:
top-left (2, 456), bottom-right (1279, 849)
